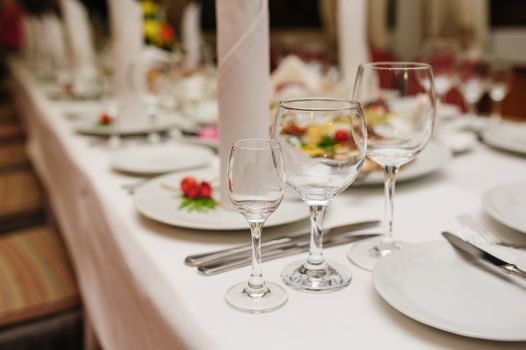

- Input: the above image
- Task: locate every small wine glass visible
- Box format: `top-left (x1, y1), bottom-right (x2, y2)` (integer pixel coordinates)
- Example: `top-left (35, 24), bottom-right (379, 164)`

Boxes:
top-left (225, 139), bottom-right (288, 313)
top-left (348, 62), bottom-right (436, 271)
top-left (272, 98), bottom-right (367, 292)
top-left (457, 57), bottom-right (489, 116)
top-left (488, 59), bottom-right (512, 123)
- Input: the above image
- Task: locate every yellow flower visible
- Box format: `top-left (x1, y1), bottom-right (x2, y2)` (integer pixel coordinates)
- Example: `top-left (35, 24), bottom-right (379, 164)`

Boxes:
top-left (144, 20), bottom-right (161, 41)
top-left (141, 0), bottom-right (157, 15)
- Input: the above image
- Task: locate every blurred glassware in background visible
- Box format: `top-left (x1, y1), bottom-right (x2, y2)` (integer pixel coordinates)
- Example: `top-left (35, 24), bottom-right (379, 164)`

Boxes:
top-left (487, 58), bottom-right (513, 123)
top-left (420, 38), bottom-right (460, 101)
top-left (457, 55), bottom-right (489, 116)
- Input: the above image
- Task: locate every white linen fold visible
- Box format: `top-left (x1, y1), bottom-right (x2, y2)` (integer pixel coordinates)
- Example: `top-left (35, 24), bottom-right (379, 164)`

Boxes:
top-left (108, 0), bottom-right (145, 123)
top-left (216, 0), bottom-right (270, 202)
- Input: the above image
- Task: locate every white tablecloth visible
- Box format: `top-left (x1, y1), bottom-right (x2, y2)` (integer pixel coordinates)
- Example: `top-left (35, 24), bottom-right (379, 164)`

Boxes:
top-left (9, 61), bottom-right (526, 349)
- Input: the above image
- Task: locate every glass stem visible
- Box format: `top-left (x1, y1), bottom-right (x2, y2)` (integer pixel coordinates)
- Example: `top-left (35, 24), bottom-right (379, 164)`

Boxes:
top-left (491, 99), bottom-right (503, 121)
top-left (246, 221), bottom-right (267, 297)
top-left (378, 165), bottom-right (399, 253)
top-left (467, 101), bottom-right (476, 116)
top-left (306, 204), bottom-right (327, 267)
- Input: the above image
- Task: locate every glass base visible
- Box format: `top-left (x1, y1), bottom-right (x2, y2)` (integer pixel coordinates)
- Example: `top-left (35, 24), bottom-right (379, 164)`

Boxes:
top-left (281, 260), bottom-right (352, 293)
top-left (347, 236), bottom-right (405, 271)
top-left (225, 281), bottom-right (287, 313)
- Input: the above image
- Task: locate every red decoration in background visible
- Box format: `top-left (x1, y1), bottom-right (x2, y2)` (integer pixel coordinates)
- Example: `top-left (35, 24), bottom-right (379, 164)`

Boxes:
top-left (160, 23), bottom-right (175, 43)
top-left (0, 1), bottom-right (23, 52)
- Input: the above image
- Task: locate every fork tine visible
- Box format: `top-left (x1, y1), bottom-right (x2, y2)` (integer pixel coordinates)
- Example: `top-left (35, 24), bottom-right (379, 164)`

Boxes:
top-left (456, 214), bottom-right (502, 244)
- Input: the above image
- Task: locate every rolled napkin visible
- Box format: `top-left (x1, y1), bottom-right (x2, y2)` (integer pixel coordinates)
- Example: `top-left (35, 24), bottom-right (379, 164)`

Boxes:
top-left (182, 1), bottom-right (202, 71)
top-left (108, 0), bottom-right (145, 123)
top-left (22, 16), bottom-right (37, 69)
top-left (61, 0), bottom-right (98, 96)
top-left (43, 15), bottom-right (68, 75)
top-left (338, 0), bottom-right (368, 93)
top-left (217, 0), bottom-right (270, 203)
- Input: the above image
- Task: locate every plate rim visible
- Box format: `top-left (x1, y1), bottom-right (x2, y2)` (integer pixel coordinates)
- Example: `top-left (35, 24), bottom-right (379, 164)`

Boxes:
top-left (482, 123), bottom-right (526, 155)
top-left (110, 143), bottom-right (214, 175)
top-left (74, 113), bottom-right (184, 136)
top-left (355, 142), bottom-right (452, 186)
top-left (373, 241), bottom-right (526, 341)
top-left (482, 182), bottom-right (526, 234)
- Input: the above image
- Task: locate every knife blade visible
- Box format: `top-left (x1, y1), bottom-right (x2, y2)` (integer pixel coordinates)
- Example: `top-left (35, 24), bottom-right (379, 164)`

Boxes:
top-left (184, 219), bottom-right (380, 267)
top-left (442, 231), bottom-right (526, 280)
top-left (197, 232), bottom-right (380, 276)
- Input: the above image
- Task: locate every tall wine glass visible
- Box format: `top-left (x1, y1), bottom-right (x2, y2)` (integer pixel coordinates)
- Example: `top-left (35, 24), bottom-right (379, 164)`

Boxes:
top-left (348, 62), bottom-right (436, 271)
top-left (226, 139), bottom-right (288, 313)
top-left (272, 98), bottom-right (367, 292)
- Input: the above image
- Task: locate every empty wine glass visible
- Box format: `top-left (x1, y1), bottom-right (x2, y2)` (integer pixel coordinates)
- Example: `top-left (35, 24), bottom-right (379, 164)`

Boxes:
top-left (420, 38), bottom-right (459, 100)
top-left (272, 98), bottom-right (367, 292)
top-left (457, 57), bottom-right (489, 116)
top-left (348, 62), bottom-right (436, 271)
top-left (488, 59), bottom-right (512, 122)
top-left (225, 139), bottom-right (288, 313)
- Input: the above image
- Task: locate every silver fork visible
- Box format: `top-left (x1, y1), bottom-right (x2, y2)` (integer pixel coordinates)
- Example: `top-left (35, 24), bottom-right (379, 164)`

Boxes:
top-left (456, 214), bottom-right (526, 249)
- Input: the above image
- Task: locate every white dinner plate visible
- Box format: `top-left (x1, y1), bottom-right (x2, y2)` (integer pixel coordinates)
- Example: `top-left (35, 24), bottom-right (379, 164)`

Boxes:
top-left (373, 242), bottom-right (526, 341)
top-left (482, 182), bottom-right (526, 233)
top-left (355, 142), bottom-right (452, 186)
top-left (482, 121), bottom-right (526, 155)
top-left (75, 113), bottom-right (184, 136)
top-left (110, 143), bottom-right (214, 175)
top-left (133, 167), bottom-right (309, 230)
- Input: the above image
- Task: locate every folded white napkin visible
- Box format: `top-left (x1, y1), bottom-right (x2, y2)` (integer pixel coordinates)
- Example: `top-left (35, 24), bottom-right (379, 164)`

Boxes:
top-left (23, 17), bottom-right (38, 69)
top-left (338, 0), bottom-right (368, 92)
top-left (108, 0), bottom-right (145, 123)
top-left (217, 0), bottom-right (270, 202)
top-left (61, 0), bottom-right (98, 96)
top-left (182, 2), bottom-right (202, 71)
top-left (270, 55), bottom-right (319, 97)
top-left (43, 15), bottom-right (68, 72)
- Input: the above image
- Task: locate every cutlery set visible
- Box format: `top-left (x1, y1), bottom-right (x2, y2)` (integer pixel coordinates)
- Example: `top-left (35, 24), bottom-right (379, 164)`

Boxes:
top-left (186, 220), bottom-right (381, 276)
top-left (185, 219), bottom-right (526, 281)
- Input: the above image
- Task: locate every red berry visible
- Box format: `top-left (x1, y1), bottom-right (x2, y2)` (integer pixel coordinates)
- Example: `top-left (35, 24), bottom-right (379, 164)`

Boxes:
top-left (334, 130), bottom-right (349, 143)
top-left (100, 113), bottom-right (112, 125)
top-left (180, 177), bottom-right (198, 194)
top-left (186, 186), bottom-right (200, 199)
top-left (199, 182), bottom-right (212, 198)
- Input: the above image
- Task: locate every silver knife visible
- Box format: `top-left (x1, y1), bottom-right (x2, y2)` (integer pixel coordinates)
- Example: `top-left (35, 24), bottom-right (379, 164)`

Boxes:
top-left (185, 219), bottom-right (380, 267)
top-left (198, 232), bottom-right (380, 276)
top-left (442, 231), bottom-right (526, 280)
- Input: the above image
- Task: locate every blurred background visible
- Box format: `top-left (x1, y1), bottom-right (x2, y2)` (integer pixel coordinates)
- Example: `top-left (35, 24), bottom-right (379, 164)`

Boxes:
top-left (1, 0), bottom-right (525, 118)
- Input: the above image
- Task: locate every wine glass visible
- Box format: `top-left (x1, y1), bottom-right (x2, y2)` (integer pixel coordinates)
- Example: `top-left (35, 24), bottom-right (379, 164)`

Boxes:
top-left (457, 57), bottom-right (489, 116)
top-left (348, 62), bottom-right (436, 271)
top-left (488, 59), bottom-right (512, 123)
top-left (272, 98), bottom-right (367, 292)
top-left (225, 139), bottom-right (288, 313)
top-left (420, 38), bottom-right (459, 101)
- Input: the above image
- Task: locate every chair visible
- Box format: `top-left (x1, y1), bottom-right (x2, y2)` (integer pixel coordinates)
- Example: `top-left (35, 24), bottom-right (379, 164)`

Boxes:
top-left (0, 170), bottom-right (44, 233)
top-left (0, 226), bottom-right (82, 349)
top-left (0, 142), bottom-right (28, 170)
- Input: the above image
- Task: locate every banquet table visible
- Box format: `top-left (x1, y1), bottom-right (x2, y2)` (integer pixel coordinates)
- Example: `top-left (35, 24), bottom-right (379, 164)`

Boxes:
top-left (8, 60), bottom-right (526, 350)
